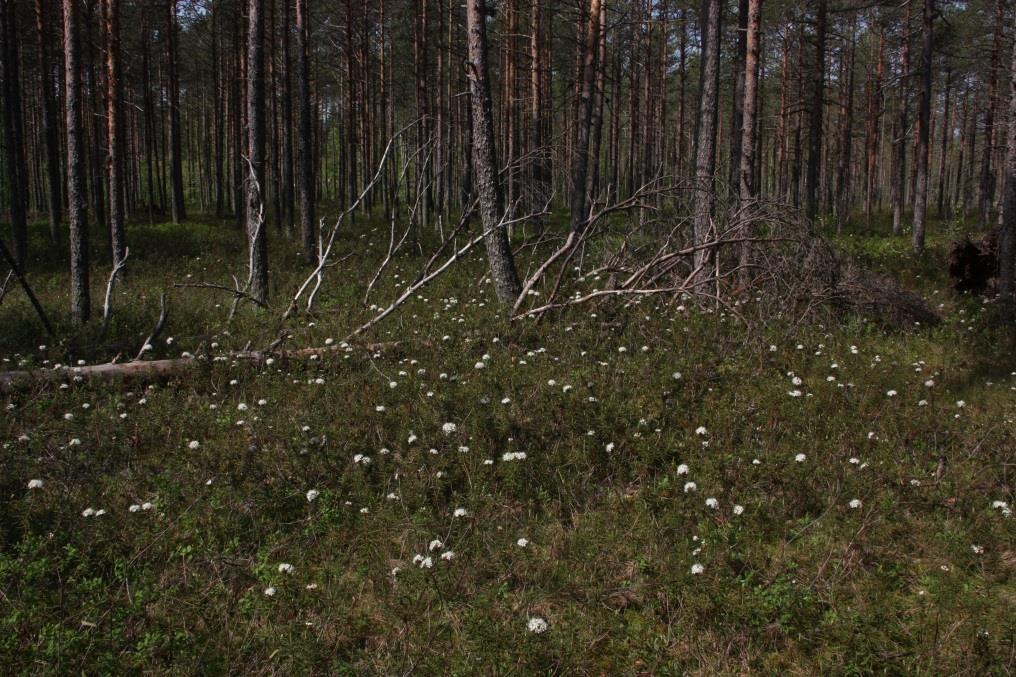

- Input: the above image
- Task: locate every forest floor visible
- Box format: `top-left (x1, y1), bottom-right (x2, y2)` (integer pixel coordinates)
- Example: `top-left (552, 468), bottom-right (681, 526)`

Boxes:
top-left (1, 212), bottom-right (1015, 674)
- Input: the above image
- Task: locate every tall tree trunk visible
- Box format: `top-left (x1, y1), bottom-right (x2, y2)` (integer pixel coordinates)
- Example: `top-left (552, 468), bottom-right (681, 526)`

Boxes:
top-left (737, 0), bottom-right (761, 281)
top-left (296, 0), bottom-right (315, 263)
top-left (246, 0), bottom-right (268, 304)
top-left (103, 0), bottom-right (126, 268)
top-left (530, 0), bottom-right (549, 204)
top-left (891, 7), bottom-right (911, 235)
top-left (692, 0), bottom-right (721, 272)
top-left (980, 0), bottom-right (1005, 226)
top-left (569, 0), bottom-right (601, 233)
top-left (1000, 13), bottom-right (1016, 300)
top-left (0, 0), bottom-right (27, 267)
top-left (588, 1), bottom-right (607, 200)
top-left (738, 0), bottom-right (761, 204)
top-left (212, 1), bottom-right (225, 217)
top-left (141, 22), bottom-right (157, 223)
top-left (834, 17), bottom-right (856, 225)
top-left (465, 0), bottom-right (521, 304)
top-left (804, 0), bottom-right (826, 223)
top-left (279, 0), bottom-right (294, 232)
top-left (911, 0), bottom-right (933, 253)
top-left (64, 0), bottom-right (91, 323)
top-left (937, 69), bottom-right (952, 218)
top-left (863, 18), bottom-right (884, 224)
top-left (34, 0), bottom-right (62, 242)
top-left (167, 0), bottom-right (186, 222)
top-left (728, 0), bottom-right (748, 199)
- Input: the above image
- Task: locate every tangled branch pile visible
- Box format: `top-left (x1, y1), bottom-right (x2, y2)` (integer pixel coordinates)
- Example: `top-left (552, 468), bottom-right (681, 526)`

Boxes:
top-left (512, 194), bottom-right (940, 329)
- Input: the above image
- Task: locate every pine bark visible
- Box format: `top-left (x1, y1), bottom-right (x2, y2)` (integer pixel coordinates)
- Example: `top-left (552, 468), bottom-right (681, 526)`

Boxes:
top-left (64, 0), bottom-right (91, 323)
top-left (738, 0), bottom-right (761, 204)
top-left (465, 0), bottom-right (521, 304)
top-left (891, 8), bottom-right (911, 235)
top-left (569, 0), bottom-right (602, 233)
top-left (34, 0), bottom-right (62, 242)
top-left (1, 0), bottom-right (28, 267)
top-left (980, 0), bottom-right (1005, 226)
top-left (911, 0), bottom-right (933, 252)
top-left (692, 0), bottom-right (721, 270)
top-left (296, 0), bottom-right (315, 263)
top-left (804, 0), bottom-right (826, 223)
top-left (999, 14), bottom-right (1016, 299)
top-left (103, 0), bottom-right (126, 268)
top-left (167, 0), bottom-right (187, 222)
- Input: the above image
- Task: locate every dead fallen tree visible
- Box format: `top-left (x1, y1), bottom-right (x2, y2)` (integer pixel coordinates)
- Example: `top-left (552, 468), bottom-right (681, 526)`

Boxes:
top-left (0, 341), bottom-right (405, 394)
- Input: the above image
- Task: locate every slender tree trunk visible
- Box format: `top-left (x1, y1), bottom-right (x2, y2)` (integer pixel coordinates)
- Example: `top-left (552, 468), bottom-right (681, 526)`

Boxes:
top-left (804, 0), bottom-right (826, 223)
top-left (692, 0), bottom-right (721, 272)
top-left (912, 0), bottom-right (933, 252)
top-left (937, 69), bottom-right (952, 218)
top-left (863, 19), bottom-right (884, 224)
top-left (834, 17), bottom-right (856, 225)
top-left (465, 0), bottom-right (521, 303)
top-left (212, 2), bottom-right (225, 217)
top-left (246, 0), bottom-right (268, 304)
top-left (279, 0), bottom-right (294, 232)
top-left (0, 0), bottom-right (27, 267)
top-left (34, 0), bottom-right (62, 242)
top-left (980, 0), bottom-right (1005, 226)
top-left (588, 2), bottom-right (608, 200)
top-left (530, 0), bottom-right (549, 204)
top-left (737, 0), bottom-right (761, 281)
top-left (64, 0), bottom-right (90, 323)
top-left (103, 0), bottom-right (126, 268)
top-left (569, 0), bottom-right (601, 233)
top-left (141, 22), bottom-right (157, 223)
top-left (739, 0), bottom-right (761, 204)
top-left (728, 0), bottom-right (748, 199)
top-left (999, 14), bottom-right (1016, 300)
top-left (296, 0), bottom-right (315, 263)
top-left (891, 8), bottom-right (911, 235)
top-left (167, 0), bottom-right (186, 222)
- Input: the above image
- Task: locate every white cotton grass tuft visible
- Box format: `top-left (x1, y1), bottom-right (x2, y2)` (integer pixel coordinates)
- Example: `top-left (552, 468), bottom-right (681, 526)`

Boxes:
top-left (690, 563), bottom-right (705, 575)
top-left (527, 617), bottom-right (549, 634)
top-left (27, 479), bottom-right (44, 490)
top-left (442, 422), bottom-right (457, 435)
top-left (306, 489), bottom-right (320, 502)
top-left (278, 563), bottom-right (295, 574)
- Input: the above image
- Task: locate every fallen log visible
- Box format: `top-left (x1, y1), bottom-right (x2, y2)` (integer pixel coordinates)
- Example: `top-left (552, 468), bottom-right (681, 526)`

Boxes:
top-left (0, 341), bottom-right (403, 394)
